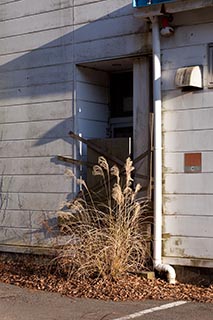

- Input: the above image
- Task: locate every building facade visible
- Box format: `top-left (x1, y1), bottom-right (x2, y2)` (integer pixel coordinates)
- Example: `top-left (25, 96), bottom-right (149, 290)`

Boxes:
top-left (0, 0), bottom-right (213, 270)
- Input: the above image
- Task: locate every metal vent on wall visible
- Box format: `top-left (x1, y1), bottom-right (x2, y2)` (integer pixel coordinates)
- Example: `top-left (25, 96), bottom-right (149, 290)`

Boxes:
top-left (175, 66), bottom-right (203, 89)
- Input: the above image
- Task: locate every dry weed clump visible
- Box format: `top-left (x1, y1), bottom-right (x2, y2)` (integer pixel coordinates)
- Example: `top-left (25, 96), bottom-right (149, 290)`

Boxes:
top-left (57, 157), bottom-right (150, 280)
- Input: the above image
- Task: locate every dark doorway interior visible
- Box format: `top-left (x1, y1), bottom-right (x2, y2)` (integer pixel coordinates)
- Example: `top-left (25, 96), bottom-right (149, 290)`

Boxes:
top-left (109, 71), bottom-right (133, 140)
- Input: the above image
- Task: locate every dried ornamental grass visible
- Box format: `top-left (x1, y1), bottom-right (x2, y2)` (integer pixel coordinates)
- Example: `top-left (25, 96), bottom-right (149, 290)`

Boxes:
top-left (57, 157), bottom-right (150, 280)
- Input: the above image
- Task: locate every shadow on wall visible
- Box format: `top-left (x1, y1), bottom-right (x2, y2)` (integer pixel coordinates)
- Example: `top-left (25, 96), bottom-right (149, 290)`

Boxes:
top-left (0, 2), bottom-right (148, 149)
top-left (0, 3), bottom-right (148, 248)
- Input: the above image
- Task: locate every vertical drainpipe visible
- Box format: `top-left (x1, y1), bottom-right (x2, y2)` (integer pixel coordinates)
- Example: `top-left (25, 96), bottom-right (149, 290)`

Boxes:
top-left (151, 16), bottom-right (176, 284)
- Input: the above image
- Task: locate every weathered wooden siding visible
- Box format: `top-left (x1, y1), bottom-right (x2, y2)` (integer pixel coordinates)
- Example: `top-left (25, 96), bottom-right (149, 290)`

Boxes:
top-left (0, 0), bottom-right (151, 252)
top-left (162, 7), bottom-right (213, 267)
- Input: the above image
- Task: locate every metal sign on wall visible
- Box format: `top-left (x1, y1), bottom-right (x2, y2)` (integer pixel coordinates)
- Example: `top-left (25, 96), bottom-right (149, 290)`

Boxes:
top-left (133, 0), bottom-right (175, 7)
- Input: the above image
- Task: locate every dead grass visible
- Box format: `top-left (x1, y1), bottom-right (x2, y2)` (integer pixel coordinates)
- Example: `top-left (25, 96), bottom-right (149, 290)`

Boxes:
top-left (56, 157), bottom-right (151, 280)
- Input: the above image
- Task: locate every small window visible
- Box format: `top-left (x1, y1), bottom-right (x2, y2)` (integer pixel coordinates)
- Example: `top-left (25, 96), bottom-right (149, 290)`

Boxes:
top-left (208, 43), bottom-right (213, 88)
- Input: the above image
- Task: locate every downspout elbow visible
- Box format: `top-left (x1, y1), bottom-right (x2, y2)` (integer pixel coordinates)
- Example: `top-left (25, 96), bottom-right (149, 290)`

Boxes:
top-left (154, 263), bottom-right (176, 284)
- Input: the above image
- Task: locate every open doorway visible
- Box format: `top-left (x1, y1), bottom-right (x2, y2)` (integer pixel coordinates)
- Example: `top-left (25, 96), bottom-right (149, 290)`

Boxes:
top-left (76, 56), bottom-right (152, 197)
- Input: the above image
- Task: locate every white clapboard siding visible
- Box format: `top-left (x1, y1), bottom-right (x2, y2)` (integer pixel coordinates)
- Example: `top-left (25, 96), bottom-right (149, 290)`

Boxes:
top-left (76, 67), bottom-right (109, 172)
top-left (0, 64), bottom-right (73, 90)
top-left (0, 157), bottom-right (66, 175)
top-left (0, 226), bottom-right (59, 247)
top-left (163, 237), bottom-right (213, 260)
top-left (0, 82), bottom-right (73, 107)
top-left (163, 215), bottom-right (213, 238)
top-left (0, 0), bottom-right (72, 21)
top-left (0, 7), bottom-right (73, 39)
top-left (164, 194), bottom-right (213, 216)
top-left (162, 14), bottom-right (213, 267)
top-left (0, 210), bottom-right (56, 229)
top-left (77, 82), bottom-right (108, 105)
top-left (164, 173), bottom-right (213, 194)
top-left (164, 152), bottom-right (213, 173)
top-left (0, 45), bottom-right (74, 72)
top-left (1, 192), bottom-right (66, 211)
top-left (76, 67), bottom-right (109, 140)
top-left (74, 15), bottom-right (145, 43)
top-left (161, 22), bottom-right (213, 50)
top-left (0, 0), bottom-right (148, 253)
top-left (173, 7), bottom-right (213, 26)
top-left (74, 0), bottom-right (133, 25)
top-left (163, 108), bottom-right (213, 132)
top-left (161, 44), bottom-right (206, 71)
top-left (163, 257), bottom-right (213, 268)
top-left (78, 119), bottom-right (108, 140)
top-left (79, 102), bottom-right (109, 121)
top-left (0, 119), bottom-right (73, 141)
top-left (0, 0), bottom-right (20, 5)
top-left (75, 33), bottom-right (151, 63)
top-left (76, 65), bottom-right (110, 86)
top-left (163, 89), bottom-right (213, 111)
top-left (164, 130), bottom-right (213, 152)
top-left (0, 26), bottom-right (73, 55)
top-left (0, 175), bottom-right (71, 193)
top-left (0, 139), bottom-right (72, 158)
top-left (0, 101), bottom-right (72, 123)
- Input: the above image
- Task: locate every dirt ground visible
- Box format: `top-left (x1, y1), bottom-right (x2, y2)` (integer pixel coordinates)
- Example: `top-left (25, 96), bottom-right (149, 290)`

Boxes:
top-left (0, 253), bottom-right (212, 303)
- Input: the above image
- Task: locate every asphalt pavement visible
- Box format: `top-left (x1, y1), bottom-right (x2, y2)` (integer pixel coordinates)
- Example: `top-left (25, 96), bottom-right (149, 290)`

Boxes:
top-left (0, 282), bottom-right (212, 320)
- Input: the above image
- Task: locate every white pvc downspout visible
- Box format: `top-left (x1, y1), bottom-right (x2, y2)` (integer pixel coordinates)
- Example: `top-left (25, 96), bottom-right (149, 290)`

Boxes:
top-left (151, 16), bottom-right (176, 284)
